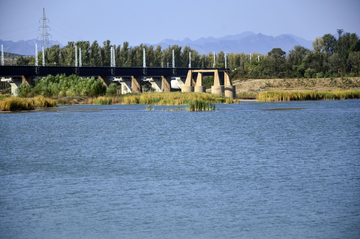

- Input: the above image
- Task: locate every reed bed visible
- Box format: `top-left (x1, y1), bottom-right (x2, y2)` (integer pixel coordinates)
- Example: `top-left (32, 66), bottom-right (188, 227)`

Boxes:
top-left (0, 96), bottom-right (56, 111)
top-left (187, 100), bottom-right (215, 111)
top-left (257, 90), bottom-right (360, 102)
top-left (121, 92), bottom-right (226, 105)
top-left (236, 91), bottom-right (258, 99)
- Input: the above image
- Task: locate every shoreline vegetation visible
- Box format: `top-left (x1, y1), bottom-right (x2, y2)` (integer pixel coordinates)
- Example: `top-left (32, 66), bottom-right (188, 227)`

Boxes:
top-left (1, 89), bottom-right (360, 112)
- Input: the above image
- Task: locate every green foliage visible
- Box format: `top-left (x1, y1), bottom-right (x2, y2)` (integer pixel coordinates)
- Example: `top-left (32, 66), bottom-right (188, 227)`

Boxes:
top-left (22, 74), bottom-right (106, 97)
top-left (187, 100), bottom-right (215, 111)
top-left (10, 31), bottom-right (360, 80)
top-left (106, 83), bottom-right (118, 96)
top-left (17, 84), bottom-right (33, 97)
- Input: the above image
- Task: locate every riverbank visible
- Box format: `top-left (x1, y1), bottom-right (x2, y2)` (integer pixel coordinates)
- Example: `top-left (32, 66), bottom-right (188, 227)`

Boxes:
top-left (233, 77), bottom-right (360, 92)
top-left (2, 89), bottom-right (360, 111)
top-left (0, 95), bottom-right (56, 111)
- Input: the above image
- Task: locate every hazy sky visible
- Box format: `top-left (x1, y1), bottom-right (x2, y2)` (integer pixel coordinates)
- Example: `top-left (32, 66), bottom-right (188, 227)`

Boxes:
top-left (0, 0), bottom-right (359, 46)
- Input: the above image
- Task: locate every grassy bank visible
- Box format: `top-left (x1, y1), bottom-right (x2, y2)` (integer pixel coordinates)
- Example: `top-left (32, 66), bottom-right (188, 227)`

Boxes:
top-left (53, 92), bottom-right (228, 105)
top-left (257, 89), bottom-right (360, 102)
top-left (0, 95), bottom-right (57, 111)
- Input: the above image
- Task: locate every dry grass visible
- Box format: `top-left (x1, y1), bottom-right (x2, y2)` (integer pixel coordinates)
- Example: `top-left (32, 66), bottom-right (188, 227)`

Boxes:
top-left (257, 89), bottom-right (360, 102)
top-left (0, 96), bottom-right (56, 111)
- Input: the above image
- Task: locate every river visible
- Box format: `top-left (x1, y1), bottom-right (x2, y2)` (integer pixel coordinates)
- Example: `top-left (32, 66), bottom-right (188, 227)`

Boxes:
top-left (1, 100), bottom-right (359, 238)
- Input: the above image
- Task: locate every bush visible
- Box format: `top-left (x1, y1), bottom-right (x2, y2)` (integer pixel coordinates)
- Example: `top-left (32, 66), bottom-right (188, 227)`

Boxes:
top-left (17, 83), bottom-right (33, 97)
top-left (106, 83), bottom-right (117, 96)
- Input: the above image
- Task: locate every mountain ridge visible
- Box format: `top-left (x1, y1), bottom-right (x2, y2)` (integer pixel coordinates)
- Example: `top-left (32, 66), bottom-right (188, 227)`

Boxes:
top-left (150, 32), bottom-right (313, 55)
top-left (0, 39), bottom-right (63, 56)
top-left (1, 32), bottom-right (313, 56)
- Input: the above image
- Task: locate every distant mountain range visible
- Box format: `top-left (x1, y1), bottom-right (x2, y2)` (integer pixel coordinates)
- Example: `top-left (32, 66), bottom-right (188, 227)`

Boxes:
top-left (151, 31), bottom-right (313, 55)
top-left (0, 39), bottom-right (62, 56)
top-left (1, 31), bottom-right (313, 56)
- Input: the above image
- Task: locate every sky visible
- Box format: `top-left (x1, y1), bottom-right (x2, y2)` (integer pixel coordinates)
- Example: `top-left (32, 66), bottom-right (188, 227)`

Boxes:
top-left (0, 0), bottom-right (359, 46)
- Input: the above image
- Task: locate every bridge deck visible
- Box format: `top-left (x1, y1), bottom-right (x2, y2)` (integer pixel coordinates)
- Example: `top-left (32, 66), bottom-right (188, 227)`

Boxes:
top-left (0, 66), bottom-right (227, 77)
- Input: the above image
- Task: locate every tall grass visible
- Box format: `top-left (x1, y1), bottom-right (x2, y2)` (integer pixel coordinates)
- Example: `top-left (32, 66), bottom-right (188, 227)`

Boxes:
top-left (0, 96), bottom-right (56, 111)
top-left (257, 90), bottom-right (360, 102)
top-left (187, 100), bottom-right (215, 111)
top-left (121, 92), bottom-right (226, 105)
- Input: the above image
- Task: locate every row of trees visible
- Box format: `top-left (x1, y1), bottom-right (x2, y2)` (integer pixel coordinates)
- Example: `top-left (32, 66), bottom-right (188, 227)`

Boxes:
top-left (236, 32), bottom-right (360, 79)
top-left (16, 32), bottom-right (360, 78)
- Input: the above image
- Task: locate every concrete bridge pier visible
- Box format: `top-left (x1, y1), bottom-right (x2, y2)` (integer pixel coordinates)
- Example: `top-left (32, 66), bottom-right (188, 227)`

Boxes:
top-left (131, 76), bottom-right (142, 94)
top-left (161, 76), bottom-right (171, 92)
top-left (144, 76), bottom-right (171, 92)
top-left (224, 71), bottom-right (235, 98)
top-left (1, 76), bottom-right (34, 96)
top-left (113, 77), bottom-right (131, 94)
top-left (113, 76), bottom-right (142, 94)
top-left (211, 70), bottom-right (224, 95)
top-left (181, 70), bottom-right (194, 92)
top-left (98, 76), bottom-right (113, 87)
top-left (171, 77), bottom-right (185, 90)
top-left (194, 72), bottom-right (205, 93)
top-left (145, 77), bottom-right (162, 92)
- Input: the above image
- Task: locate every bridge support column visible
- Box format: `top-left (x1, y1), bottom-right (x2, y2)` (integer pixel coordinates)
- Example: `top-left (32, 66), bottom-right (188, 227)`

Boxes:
top-left (181, 70), bottom-right (194, 92)
top-left (211, 70), bottom-right (224, 95)
top-left (146, 77), bottom-right (161, 92)
top-left (98, 76), bottom-right (113, 87)
top-left (1, 77), bottom-right (25, 96)
top-left (194, 72), bottom-right (205, 93)
top-left (113, 77), bottom-right (132, 94)
top-left (161, 76), bottom-right (171, 92)
top-left (22, 75), bottom-right (35, 85)
top-left (224, 71), bottom-right (235, 99)
top-left (131, 76), bottom-right (142, 94)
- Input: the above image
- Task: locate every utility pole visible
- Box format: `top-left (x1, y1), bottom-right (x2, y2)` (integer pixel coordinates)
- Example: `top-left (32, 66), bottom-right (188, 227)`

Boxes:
top-left (213, 52), bottom-right (215, 67)
top-left (224, 52), bottom-right (228, 69)
top-left (75, 45), bottom-right (78, 67)
top-left (172, 49), bottom-right (175, 68)
top-left (1, 44), bottom-right (4, 66)
top-left (79, 48), bottom-right (82, 67)
top-left (143, 48), bottom-right (146, 67)
top-left (42, 46), bottom-right (45, 66)
top-left (35, 44), bottom-right (38, 66)
top-left (189, 51), bottom-right (191, 68)
top-left (38, 8), bottom-right (51, 50)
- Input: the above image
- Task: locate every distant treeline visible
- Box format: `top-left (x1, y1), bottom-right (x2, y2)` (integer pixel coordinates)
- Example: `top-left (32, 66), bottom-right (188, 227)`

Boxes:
top-left (15, 32), bottom-right (360, 78)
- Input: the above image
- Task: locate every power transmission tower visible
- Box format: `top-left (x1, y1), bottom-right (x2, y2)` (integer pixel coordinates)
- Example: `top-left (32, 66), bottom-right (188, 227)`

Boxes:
top-left (38, 8), bottom-right (51, 50)
top-left (337, 29), bottom-right (343, 39)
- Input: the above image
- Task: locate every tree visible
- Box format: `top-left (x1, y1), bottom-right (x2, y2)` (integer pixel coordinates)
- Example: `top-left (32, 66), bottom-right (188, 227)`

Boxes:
top-left (267, 48), bottom-right (286, 77)
top-left (313, 37), bottom-right (324, 53)
top-left (101, 40), bottom-right (111, 66)
top-left (76, 41), bottom-right (90, 66)
top-left (181, 46), bottom-right (192, 67)
top-left (348, 51), bottom-right (360, 74)
top-left (322, 34), bottom-right (337, 54)
top-left (90, 41), bottom-right (100, 66)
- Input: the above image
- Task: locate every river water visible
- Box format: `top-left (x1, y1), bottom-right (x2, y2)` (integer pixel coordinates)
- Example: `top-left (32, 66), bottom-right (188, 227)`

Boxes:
top-left (1, 100), bottom-right (360, 239)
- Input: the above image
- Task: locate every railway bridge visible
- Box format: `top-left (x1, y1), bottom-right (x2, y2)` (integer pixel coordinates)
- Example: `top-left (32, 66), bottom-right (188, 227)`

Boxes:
top-left (0, 66), bottom-right (235, 98)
